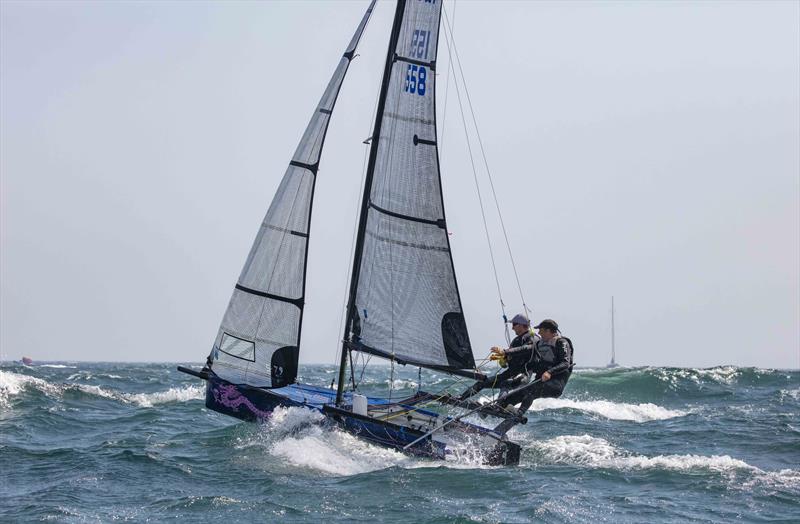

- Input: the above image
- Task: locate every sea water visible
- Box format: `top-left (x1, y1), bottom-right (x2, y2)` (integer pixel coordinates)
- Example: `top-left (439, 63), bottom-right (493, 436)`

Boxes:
top-left (1, 363), bottom-right (798, 523)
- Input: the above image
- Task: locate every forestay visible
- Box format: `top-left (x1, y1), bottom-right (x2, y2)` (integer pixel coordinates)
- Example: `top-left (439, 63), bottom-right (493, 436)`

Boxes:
top-left (348, 0), bottom-right (477, 375)
top-left (210, 1), bottom-right (376, 388)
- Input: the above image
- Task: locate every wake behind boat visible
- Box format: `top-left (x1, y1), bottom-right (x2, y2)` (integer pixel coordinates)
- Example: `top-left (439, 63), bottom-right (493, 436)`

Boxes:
top-left (180, 0), bottom-right (526, 465)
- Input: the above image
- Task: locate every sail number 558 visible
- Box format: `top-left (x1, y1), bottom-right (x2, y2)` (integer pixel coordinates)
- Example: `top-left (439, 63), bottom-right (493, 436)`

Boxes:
top-left (404, 65), bottom-right (427, 96)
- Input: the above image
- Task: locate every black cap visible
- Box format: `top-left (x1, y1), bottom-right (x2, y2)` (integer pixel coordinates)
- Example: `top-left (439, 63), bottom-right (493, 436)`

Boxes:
top-left (534, 319), bottom-right (559, 331)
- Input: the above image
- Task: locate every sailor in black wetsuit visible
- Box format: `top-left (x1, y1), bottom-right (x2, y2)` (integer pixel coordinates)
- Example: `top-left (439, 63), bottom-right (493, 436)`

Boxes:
top-left (458, 313), bottom-right (537, 400)
top-left (460, 318), bottom-right (574, 434)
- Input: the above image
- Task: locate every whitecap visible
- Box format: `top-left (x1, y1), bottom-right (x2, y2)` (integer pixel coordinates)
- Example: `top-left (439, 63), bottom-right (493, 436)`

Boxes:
top-left (39, 364), bottom-right (77, 369)
top-left (122, 385), bottom-right (204, 407)
top-left (0, 371), bottom-right (205, 409)
top-left (534, 434), bottom-right (751, 472)
top-left (529, 434), bottom-right (800, 488)
top-left (385, 378), bottom-right (419, 389)
top-left (779, 388), bottom-right (800, 401)
top-left (652, 366), bottom-right (740, 387)
top-left (73, 384), bottom-right (119, 400)
top-left (0, 370), bottom-right (62, 407)
top-left (528, 397), bottom-right (688, 422)
top-left (692, 366), bottom-right (741, 384)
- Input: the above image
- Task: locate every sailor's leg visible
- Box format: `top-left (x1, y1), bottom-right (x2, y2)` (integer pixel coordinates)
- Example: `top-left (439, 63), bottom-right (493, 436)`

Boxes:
top-left (492, 411), bottom-right (527, 435)
top-left (492, 383), bottom-right (544, 435)
top-left (494, 373), bottom-right (531, 409)
top-left (514, 389), bottom-right (538, 414)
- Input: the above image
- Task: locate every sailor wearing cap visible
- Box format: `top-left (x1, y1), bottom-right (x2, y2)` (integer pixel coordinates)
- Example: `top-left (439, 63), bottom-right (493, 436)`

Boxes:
top-left (457, 313), bottom-right (538, 400)
top-left (459, 316), bottom-right (574, 434)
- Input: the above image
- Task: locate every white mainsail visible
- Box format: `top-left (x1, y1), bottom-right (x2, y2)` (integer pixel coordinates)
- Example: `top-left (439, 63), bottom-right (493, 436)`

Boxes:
top-left (345, 0), bottom-right (477, 376)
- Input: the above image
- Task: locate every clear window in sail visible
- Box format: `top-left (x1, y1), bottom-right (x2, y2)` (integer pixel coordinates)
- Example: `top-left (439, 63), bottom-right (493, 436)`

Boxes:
top-left (218, 333), bottom-right (256, 362)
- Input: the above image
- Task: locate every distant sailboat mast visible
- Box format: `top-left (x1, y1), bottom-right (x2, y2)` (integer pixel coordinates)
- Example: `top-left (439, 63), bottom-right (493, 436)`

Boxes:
top-left (607, 296), bottom-right (619, 368)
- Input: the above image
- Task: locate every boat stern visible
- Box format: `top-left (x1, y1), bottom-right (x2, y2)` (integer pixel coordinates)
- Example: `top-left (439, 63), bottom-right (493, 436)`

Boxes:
top-left (485, 440), bottom-right (521, 466)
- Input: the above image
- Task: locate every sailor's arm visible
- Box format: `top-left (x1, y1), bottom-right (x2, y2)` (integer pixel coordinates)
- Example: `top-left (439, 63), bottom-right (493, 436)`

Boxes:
top-left (498, 343), bottom-right (534, 357)
top-left (492, 333), bottom-right (539, 356)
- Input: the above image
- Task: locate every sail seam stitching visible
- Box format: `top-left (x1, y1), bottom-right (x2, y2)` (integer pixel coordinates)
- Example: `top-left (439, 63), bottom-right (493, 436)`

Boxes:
top-left (262, 223), bottom-right (308, 237)
top-left (365, 229), bottom-right (449, 252)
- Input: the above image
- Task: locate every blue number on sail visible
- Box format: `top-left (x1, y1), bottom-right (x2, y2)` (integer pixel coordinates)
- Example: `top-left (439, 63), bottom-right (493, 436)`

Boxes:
top-left (404, 64), bottom-right (427, 96)
top-left (411, 30), bottom-right (429, 59)
top-left (405, 64), bottom-right (418, 94)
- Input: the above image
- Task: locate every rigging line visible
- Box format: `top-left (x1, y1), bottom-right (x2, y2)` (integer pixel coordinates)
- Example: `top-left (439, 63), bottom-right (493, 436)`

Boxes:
top-left (438, 0), bottom-right (457, 154)
top-left (440, 12), bottom-right (507, 322)
top-left (389, 355), bottom-right (395, 403)
top-left (356, 353), bottom-right (372, 389)
top-left (442, 9), bottom-right (530, 319)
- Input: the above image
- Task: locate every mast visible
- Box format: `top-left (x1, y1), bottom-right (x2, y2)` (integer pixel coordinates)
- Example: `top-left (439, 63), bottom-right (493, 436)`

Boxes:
top-left (611, 296), bottom-right (616, 366)
top-left (336, 0), bottom-right (408, 406)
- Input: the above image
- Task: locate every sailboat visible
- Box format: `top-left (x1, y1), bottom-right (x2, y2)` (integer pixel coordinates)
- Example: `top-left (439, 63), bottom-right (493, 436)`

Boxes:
top-left (606, 296), bottom-right (619, 368)
top-left (179, 0), bottom-right (523, 466)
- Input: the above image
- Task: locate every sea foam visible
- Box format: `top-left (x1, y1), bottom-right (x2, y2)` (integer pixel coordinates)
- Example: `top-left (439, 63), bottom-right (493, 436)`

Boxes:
top-left (122, 385), bottom-right (205, 407)
top-left (651, 365), bottom-right (741, 387)
top-left (262, 407), bottom-right (418, 475)
top-left (249, 406), bottom-right (492, 476)
top-left (528, 397), bottom-right (688, 422)
top-left (530, 434), bottom-right (800, 488)
top-left (0, 370), bottom-right (60, 407)
top-left (0, 370), bottom-right (203, 408)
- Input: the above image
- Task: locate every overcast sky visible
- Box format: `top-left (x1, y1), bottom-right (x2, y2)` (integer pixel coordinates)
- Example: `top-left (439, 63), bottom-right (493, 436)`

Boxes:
top-left (2, 0), bottom-right (798, 368)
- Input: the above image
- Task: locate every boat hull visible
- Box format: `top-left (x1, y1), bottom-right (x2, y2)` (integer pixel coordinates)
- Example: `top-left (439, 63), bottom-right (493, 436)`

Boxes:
top-left (205, 375), bottom-right (300, 421)
top-left (203, 374), bottom-right (520, 466)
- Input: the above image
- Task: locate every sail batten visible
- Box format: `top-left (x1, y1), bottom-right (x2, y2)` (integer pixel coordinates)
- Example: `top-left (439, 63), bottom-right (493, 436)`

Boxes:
top-left (210, 1), bottom-right (377, 388)
top-left (342, 0), bottom-right (477, 384)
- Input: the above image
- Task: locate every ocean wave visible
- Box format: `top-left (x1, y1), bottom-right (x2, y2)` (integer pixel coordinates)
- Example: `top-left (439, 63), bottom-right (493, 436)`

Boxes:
top-left (39, 364), bottom-right (77, 369)
top-left (649, 366), bottom-right (741, 387)
top-left (122, 386), bottom-right (205, 407)
top-left (779, 388), bottom-right (800, 402)
top-left (0, 370), bottom-right (203, 408)
top-left (529, 434), bottom-right (800, 488)
top-left (0, 370), bottom-right (61, 407)
top-left (528, 397), bottom-right (688, 422)
top-left (385, 378), bottom-right (420, 390)
top-left (352, 376), bottom-right (450, 390)
top-left (66, 372), bottom-right (125, 381)
top-left (556, 366), bottom-right (800, 406)
top-left (68, 383), bottom-right (205, 407)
